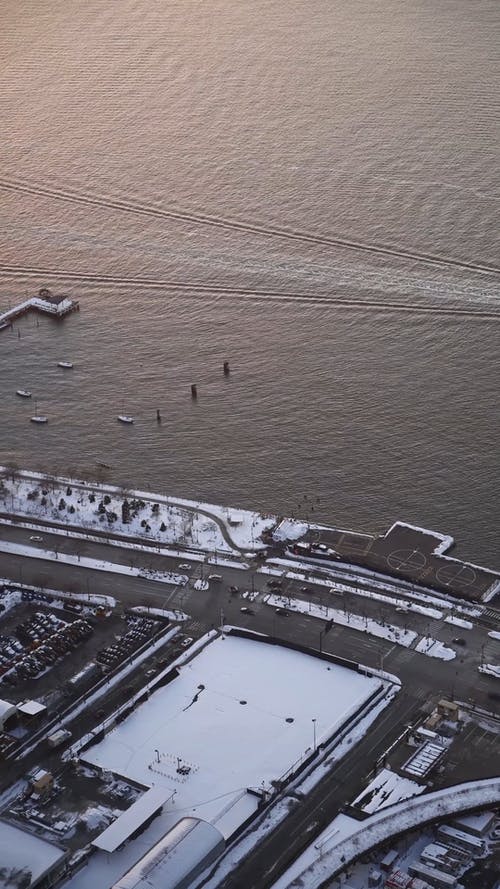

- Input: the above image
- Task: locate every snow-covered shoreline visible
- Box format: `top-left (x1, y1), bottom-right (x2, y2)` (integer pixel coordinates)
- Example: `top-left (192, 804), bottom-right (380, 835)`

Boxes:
top-left (0, 467), bottom-right (275, 555)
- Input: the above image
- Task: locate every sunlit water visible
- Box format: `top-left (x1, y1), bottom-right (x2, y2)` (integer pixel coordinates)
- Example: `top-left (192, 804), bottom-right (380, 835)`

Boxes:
top-left (1, 0), bottom-right (499, 567)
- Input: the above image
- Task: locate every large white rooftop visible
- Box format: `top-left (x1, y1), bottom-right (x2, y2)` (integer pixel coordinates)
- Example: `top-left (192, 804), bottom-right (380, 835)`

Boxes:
top-left (0, 820), bottom-right (66, 887)
top-left (82, 633), bottom-right (381, 838)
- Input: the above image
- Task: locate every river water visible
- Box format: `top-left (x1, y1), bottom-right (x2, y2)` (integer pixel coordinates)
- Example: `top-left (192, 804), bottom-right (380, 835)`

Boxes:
top-left (1, 0), bottom-right (499, 567)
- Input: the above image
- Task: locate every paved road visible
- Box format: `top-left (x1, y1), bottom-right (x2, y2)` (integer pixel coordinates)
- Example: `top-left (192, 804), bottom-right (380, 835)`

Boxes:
top-left (0, 526), bottom-right (499, 888)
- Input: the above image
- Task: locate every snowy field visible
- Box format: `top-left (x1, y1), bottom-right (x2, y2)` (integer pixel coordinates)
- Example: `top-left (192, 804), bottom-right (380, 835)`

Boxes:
top-left (82, 634), bottom-right (381, 839)
top-left (0, 469), bottom-right (276, 553)
top-left (265, 593), bottom-right (417, 647)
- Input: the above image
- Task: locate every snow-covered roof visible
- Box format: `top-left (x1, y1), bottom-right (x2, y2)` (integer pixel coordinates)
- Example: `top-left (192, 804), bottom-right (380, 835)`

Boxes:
top-left (453, 810), bottom-right (495, 835)
top-left (17, 699), bottom-right (47, 717)
top-left (82, 634), bottom-right (380, 839)
top-left (0, 699), bottom-right (16, 728)
top-left (0, 819), bottom-right (66, 885)
top-left (402, 740), bottom-right (446, 778)
top-left (111, 818), bottom-right (224, 889)
top-left (352, 768), bottom-right (425, 814)
top-left (93, 787), bottom-right (172, 853)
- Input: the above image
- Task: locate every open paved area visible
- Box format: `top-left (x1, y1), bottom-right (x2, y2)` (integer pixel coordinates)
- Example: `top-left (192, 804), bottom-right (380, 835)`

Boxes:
top-left (301, 520), bottom-right (500, 602)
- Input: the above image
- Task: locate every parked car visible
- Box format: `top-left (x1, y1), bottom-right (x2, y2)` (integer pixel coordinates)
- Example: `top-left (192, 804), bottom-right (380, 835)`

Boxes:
top-left (178, 564), bottom-right (190, 570)
top-left (181, 637), bottom-right (194, 648)
top-left (275, 608), bottom-right (288, 616)
top-left (229, 585), bottom-right (239, 594)
top-left (240, 606), bottom-right (254, 615)
top-left (452, 637), bottom-right (466, 646)
top-left (29, 536), bottom-right (43, 542)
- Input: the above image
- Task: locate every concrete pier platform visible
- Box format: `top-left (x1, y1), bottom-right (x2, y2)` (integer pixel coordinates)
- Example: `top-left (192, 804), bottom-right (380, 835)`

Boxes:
top-left (299, 521), bottom-right (500, 603)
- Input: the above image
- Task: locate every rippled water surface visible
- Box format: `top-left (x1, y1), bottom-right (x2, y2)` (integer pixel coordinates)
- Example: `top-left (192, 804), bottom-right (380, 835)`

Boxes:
top-left (1, 1), bottom-right (499, 566)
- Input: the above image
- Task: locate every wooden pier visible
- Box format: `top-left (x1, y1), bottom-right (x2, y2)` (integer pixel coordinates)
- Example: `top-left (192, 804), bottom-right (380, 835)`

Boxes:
top-left (0, 288), bottom-right (79, 331)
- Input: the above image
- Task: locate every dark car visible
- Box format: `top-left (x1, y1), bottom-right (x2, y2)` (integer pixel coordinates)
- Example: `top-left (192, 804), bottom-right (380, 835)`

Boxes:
top-left (240, 606), bottom-right (254, 615)
top-left (275, 608), bottom-right (288, 616)
top-left (452, 637), bottom-right (466, 646)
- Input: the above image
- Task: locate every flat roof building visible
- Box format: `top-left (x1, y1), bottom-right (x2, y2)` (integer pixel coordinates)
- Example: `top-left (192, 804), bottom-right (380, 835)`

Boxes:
top-left (452, 810), bottom-right (496, 837)
top-left (0, 819), bottom-right (68, 888)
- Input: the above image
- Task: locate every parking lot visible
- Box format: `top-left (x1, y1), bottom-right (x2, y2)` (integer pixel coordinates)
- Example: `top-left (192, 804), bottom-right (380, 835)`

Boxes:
top-left (0, 588), bottom-right (131, 705)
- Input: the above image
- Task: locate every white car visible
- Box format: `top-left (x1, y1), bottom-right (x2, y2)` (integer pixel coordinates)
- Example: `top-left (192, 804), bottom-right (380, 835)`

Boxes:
top-left (181, 637), bottom-right (194, 648)
top-left (178, 563), bottom-right (190, 570)
top-left (29, 535), bottom-right (43, 542)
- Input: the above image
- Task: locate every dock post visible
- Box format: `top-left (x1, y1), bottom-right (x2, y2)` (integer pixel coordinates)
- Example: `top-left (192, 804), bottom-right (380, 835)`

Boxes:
top-left (223, 360), bottom-right (230, 376)
top-left (156, 409), bottom-right (161, 423)
top-left (191, 384), bottom-right (198, 399)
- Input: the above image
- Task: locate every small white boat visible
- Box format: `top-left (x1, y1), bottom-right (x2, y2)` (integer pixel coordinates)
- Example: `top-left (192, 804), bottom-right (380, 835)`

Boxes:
top-left (30, 416), bottom-right (48, 424)
top-left (16, 389), bottom-right (32, 398)
top-left (117, 415), bottom-right (134, 424)
top-left (57, 361), bottom-right (73, 369)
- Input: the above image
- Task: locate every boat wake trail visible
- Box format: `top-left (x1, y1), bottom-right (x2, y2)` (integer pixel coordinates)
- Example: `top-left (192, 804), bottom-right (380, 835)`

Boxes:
top-left (1, 264), bottom-right (499, 320)
top-left (1, 177), bottom-right (500, 278)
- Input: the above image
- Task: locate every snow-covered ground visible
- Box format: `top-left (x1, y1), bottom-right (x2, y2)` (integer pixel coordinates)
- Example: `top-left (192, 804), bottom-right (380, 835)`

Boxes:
top-left (478, 663), bottom-right (500, 679)
top-left (0, 581), bottom-right (115, 610)
top-left (488, 630), bottom-right (500, 641)
top-left (269, 558), bottom-right (444, 618)
top-left (444, 615), bottom-right (473, 630)
top-left (276, 555), bottom-right (484, 616)
top-left (129, 606), bottom-right (188, 621)
top-left (272, 520), bottom-right (309, 542)
top-left (0, 469), bottom-right (276, 553)
top-left (0, 540), bottom-right (187, 586)
top-left (414, 636), bottom-right (456, 661)
top-left (352, 767), bottom-right (426, 814)
top-left (82, 634), bottom-right (381, 838)
top-left (265, 593), bottom-right (417, 648)
top-left (265, 592), bottom-right (458, 662)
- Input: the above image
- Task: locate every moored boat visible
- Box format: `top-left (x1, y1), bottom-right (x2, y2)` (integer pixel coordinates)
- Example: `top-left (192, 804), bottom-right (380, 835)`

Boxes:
top-left (30, 416), bottom-right (48, 424)
top-left (16, 389), bottom-right (32, 398)
top-left (117, 415), bottom-right (134, 424)
top-left (57, 361), bottom-right (73, 369)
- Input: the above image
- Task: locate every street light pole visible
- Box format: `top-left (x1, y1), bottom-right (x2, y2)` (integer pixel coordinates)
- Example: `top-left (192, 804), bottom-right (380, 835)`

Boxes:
top-left (312, 718), bottom-right (317, 753)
